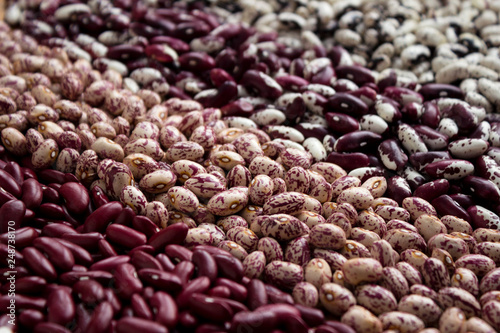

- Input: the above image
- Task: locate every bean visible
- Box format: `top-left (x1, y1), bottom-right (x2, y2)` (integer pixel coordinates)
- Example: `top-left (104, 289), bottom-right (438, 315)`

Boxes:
top-left (46, 288), bottom-right (75, 326)
top-left (116, 317), bottom-right (168, 333)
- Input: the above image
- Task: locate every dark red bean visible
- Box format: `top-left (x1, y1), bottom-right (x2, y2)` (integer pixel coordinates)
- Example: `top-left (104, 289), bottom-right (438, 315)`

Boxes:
top-left (295, 304), bottom-right (325, 328)
top-left (294, 123), bottom-right (329, 141)
top-left (247, 279), bottom-right (268, 310)
top-left (59, 271), bottom-right (113, 286)
top-left (212, 253), bottom-right (244, 282)
top-left (107, 45), bottom-right (144, 60)
top-left (42, 185), bottom-right (60, 203)
top-left (325, 112), bottom-right (360, 134)
top-left (75, 303), bottom-right (92, 332)
top-left (130, 250), bottom-right (163, 271)
top-left (104, 288), bottom-right (122, 315)
top-left (132, 215), bottom-right (159, 238)
top-left (443, 103), bottom-right (477, 131)
top-left (334, 131), bottom-right (382, 153)
top-left (0, 267), bottom-right (29, 283)
top-left (131, 294), bottom-right (153, 320)
top-left (33, 237), bottom-right (75, 271)
top-left (165, 244), bottom-right (193, 263)
top-left (335, 65), bottom-right (375, 86)
top-left (386, 176), bottom-right (412, 205)
top-left (328, 93), bottom-right (369, 117)
top-left (90, 185), bottom-right (110, 208)
top-left (418, 83), bottom-right (464, 100)
top-left (148, 222), bottom-right (189, 252)
top-left (324, 321), bottom-right (356, 333)
top-left (83, 201), bottom-right (123, 233)
top-left (189, 293), bottom-right (234, 323)
top-left (176, 276), bottom-right (211, 309)
top-left (4, 162), bottom-right (23, 186)
top-left (149, 291), bottom-right (178, 328)
top-left (193, 245), bottom-right (232, 257)
top-left (22, 246), bottom-right (57, 281)
top-left (449, 194), bottom-right (474, 209)
top-left (284, 314), bottom-right (309, 333)
top-left (90, 255), bottom-right (130, 272)
top-left (138, 268), bottom-right (183, 291)
top-left (38, 169), bottom-right (66, 184)
top-left (208, 285), bottom-right (232, 298)
top-left (192, 249), bottom-right (218, 282)
top-left (34, 322), bottom-right (71, 333)
top-left (21, 178), bottom-right (43, 209)
top-left (179, 310), bottom-right (198, 329)
top-left (240, 70), bottom-right (283, 100)
top-left (0, 242), bottom-right (23, 264)
top-left (0, 188), bottom-right (16, 206)
top-left (215, 278), bottom-right (247, 302)
top-left (59, 182), bottom-right (90, 215)
top-left (85, 301), bottom-right (113, 333)
top-left (114, 263), bottom-right (143, 300)
top-left (150, 36), bottom-right (190, 52)
top-left (221, 99), bottom-right (254, 117)
top-left (156, 253), bottom-right (175, 271)
top-left (97, 239), bottom-right (117, 258)
top-left (230, 310), bottom-right (278, 333)
top-left (39, 203), bottom-right (66, 220)
top-left (0, 169), bottom-right (22, 198)
top-left (432, 195), bottom-right (471, 221)
top-left (116, 317), bottom-right (168, 333)
top-left (61, 232), bottom-right (104, 251)
top-left (114, 206), bottom-right (135, 227)
top-left (463, 176), bottom-right (500, 204)
top-left (265, 284), bottom-right (294, 304)
top-left (326, 152), bottom-right (370, 171)
top-left (315, 325), bottom-right (342, 333)
top-left (72, 279), bottom-right (105, 306)
top-left (128, 244), bottom-right (155, 256)
top-left (0, 226), bottom-right (38, 248)
top-left (47, 288), bottom-right (75, 326)
top-left (19, 309), bottom-right (45, 330)
top-left (173, 261), bottom-right (195, 286)
top-left (0, 294), bottom-right (46, 312)
top-left (22, 167), bottom-right (38, 180)
top-left (419, 101), bottom-right (441, 128)
top-left (57, 239), bottom-right (93, 267)
top-left (413, 179), bottom-right (450, 202)
top-left (378, 139), bottom-right (408, 171)
top-left (106, 224), bottom-right (147, 249)
top-left (0, 199), bottom-right (25, 233)
top-left (5, 276), bottom-right (46, 295)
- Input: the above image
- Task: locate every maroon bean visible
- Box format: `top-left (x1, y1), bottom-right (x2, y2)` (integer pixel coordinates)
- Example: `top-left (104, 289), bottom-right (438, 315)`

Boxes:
top-left (4, 162), bottom-right (23, 186)
top-left (131, 294), bottom-right (153, 320)
top-left (265, 284), bottom-right (294, 304)
top-left (47, 288), bottom-right (75, 326)
top-left (6, 276), bottom-right (46, 295)
top-left (91, 185), bottom-right (110, 208)
top-left (413, 179), bottom-right (450, 202)
top-left (189, 293), bottom-right (234, 323)
top-left (177, 276), bottom-right (211, 308)
top-left (230, 310), bottom-right (278, 333)
top-left (72, 279), bottom-right (105, 306)
top-left (0, 199), bottom-right (25, 233)
top-left (21, 178), bottom-right (43, 209)
top-left (193, 245), bottom-right (233, 257)
top-left (22, 167), bottom-right (38, 180)
top-left (0, 169), bottom-right (22, 198)
top-left (0, 267), bottom-right (29, 283)
top-left (42, 186), bottom-right (60, 203)
top-left (132, 215), bottom-right (159, 238)
top-left (116, 317), bottom-right (168, 333)
top-left (418, 83), bottom-right (464, 100)
top-left (130, 250), bottom-right (163, 271)
top-left (326, 152), bottom-right (370, 171)
top-left (75, 303), bottom-right (92, 332)
top-left (104, 288), bottom-right (122, 315)
top-left (0, 188), bottom-right (16, 206)
top-left (0, 226), bottom-right (37, 248)
top-left (62, 232), bottom-right (104, 251)
top-left (114, 263), bottom-right (143, 300)
top-left (328, 93), bottom-right (369, 117)
top-left (19, 309), bottom-right (45, 329)
top-left (90, 255), bottom-right (130, 272)
top-left (443, 103), bottom-right (478, 131)
top-left (150, 36), bottom-right (190, 52)
top-left (85, 301), bottom-right (113, 333)
top-left (324, 321), bottom-right (357, 333)
top-left (106, 224), bottom-right (147, 249)
top-left (212, 253), bottom-right (245, 282)
top-left (192, 249), bottom-right (218, 282)
top-left (431, 195), bottom-right (471, 222)
top-left (463, 176), bottom-right (500, 204)
top-left (148, 222), bottom-right (189, 252)
top-left (247, 279), bottom-right (268, 310)
top-left (179, 310), bottom-right (198, 329)
top-left (316, 325), bottom-right (342, 333)
top-left (59, 271), bottom-right (113, 286)
top-left (449, 194), bottom-right (474, 209)
top-left (216, 278), bottom-right (248, 302)
top-left (33, 237), bottom-right (75, 271)
top-left (34, 322), bottom-right (71, 333)
top-left (57, 239), bottom-right (93, 267)
top-left (138, 268), bottom-right (183, 291)
top-left (38, 169), bottom-right (66, 184)
top-left (378, 139), bottom-right (408, 171)
top-left (125, 244), bottom-right (155, 256)
top-left (386, 176), bottom-right (412, 205)
top-left (325, 112), bottom-right (360, 134)
top-left (240, 70), bottom-right (283, 99)
top-left (294, 304), bottom-right (325, 327)
top-left (97, 239), bottom-right (117, 258)
top-left (209, 286), bottom-right (232, 298)
top-left (165, 244), bottom-right (193, 263)
top-left (221, 99), bottom-right (254, 117)
top-left (83, 201), bottom-right (123, 233)
top-left (0, 293), bottom-right (46, 312)
top-left (335, 65), bottom-right (375, 86)
top-left (39, 203), bottom-right (66, 220)
top-left (149, 291), bottom-right (178, 328)
top-left (59, 182), bottom-right (90, 214)
top-left (334, 131), bottom-right (382, 153)
top-left (107, 45), bottom-right (144, 61)
top-left (156, 253), bottom-right (175, 271)
top-left (22, 246), bottom-right (57, 281)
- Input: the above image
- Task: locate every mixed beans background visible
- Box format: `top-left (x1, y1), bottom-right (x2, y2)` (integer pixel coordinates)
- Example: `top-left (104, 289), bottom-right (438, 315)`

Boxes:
top-left (1, 0), bottom-right (500, 332)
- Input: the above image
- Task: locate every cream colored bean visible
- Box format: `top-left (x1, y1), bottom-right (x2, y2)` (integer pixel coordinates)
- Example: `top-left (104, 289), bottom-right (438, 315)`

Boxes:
top-left (319, 283), bottom-right (356, 317)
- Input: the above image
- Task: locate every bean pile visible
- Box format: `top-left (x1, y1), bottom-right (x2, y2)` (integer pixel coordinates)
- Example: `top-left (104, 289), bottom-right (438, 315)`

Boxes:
top-left (1, 0), bottom-right (500, 332)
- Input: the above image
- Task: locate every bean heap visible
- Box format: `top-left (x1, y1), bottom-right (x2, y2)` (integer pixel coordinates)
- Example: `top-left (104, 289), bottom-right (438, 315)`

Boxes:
top-left (1, 0), bottom-right (500, 332)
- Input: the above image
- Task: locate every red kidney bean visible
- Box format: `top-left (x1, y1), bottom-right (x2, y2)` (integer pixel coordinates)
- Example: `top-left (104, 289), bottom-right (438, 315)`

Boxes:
top-left (0, 188), bottom-right (16, 206)
top-left (336, 65), bottom-right (375, 86)
top-left (265, 284), bottom-right (294, 304)
top-left (328, 93), bottom-right (369, 117)
top-left (59, 270), bottom-right (113, 286)
top-left (149, 291), bottom-right (178, 328)
top-left (209, 286), bottom-right (232, 298)
top-left (22, 167), bottom-right (38, 180)
top-left (130, 250), bottom-right (163, 271)
top-left (325, 112), bottom-right (360, 134)
top-left (165, 244), bottom-right (193, 263)
top-left (386, 175), bottom-right (412, 205)
top-left (0, 294), bottom-right (46, 312)
top-left (192, 249), bottom-right (218, 282)
top-left (240, 70), bottom-right (283, 100)
top-left (47, 288), bottom-right (75, 326)
top-left (72, 279), bottom-right (105, 306)
top-left (62, 232), bottom-right (104, 251)
top-left (189, 293), bottom-right (234, 323)
top-left (334, 131), bottom-right (382, 153)
top-left (0, 226), bottom-right (38, 248)
top-left (41, 185), bottom-right (60, 204)
top-left (75, 303), bottom-right (92, 332)
top-left (34, 322), bottom-right (72, 333)
top-left (38, 169), bottom-right (66, 185)
top-left (116, 317), bottom-right (168, 333)
top-left (221, 99), bottom-right (254, 117)
top-left (173, 261), bottom-right (195, 286)
top-left (156, 253), bottom-right (175, 271)
top-left (212, 253), bottom-right (245, 282)
top-left (463, 176), bottom-right (500, 204)
top-left (114, 206), bottom-right (135, 228)
top-left (413, 179), bottom-right (450, 202)
top-left (247, 279), bottom-right (268, 310)
top-left (57, 239), bottom-right (93, 267)
top-left (0, 169), bottom-right (22, 198)
top-left (83, 201), bottom-right (123, 233)
top-left (216, 278), bottom-right (247, 302)
top-left (22, 246), bottom-right (57, 281)
top-left (179, 310), bottom-right (198, 329)
top-left (148, 222), bottom-right (189, 252)
top-left (432, 195), bottom-right (471, 222)
top-left (444, 103), bottom-right (477, 131)
top-left (177, 276), bottom-right (211, 308)
top-left (316, 325), bottom-right (342, 333)
top-left (59, 182), bottom-right (90, 214)
top-left (0, 267), bottom-right (29, 283)
top-left (33, 237), bottom-right (75, 271)
top-left (90, 255), bottom-right (130, 272)
top-left (114, 263), bottom-right (143, 300)
top-left (0, 242), bottom-right (23, 264)
top-left (21, 178), bottom-right (43, 209)
top-left (6, 276), bottom-right (46, 295)
top-left (131, 294), bottom-right (153, 320)
top-left (19, 309), bottom-right (45, 329)
top-left (295, 304), bottom-right (325, 327)
top-left (104, 288), bottom-right (122, 315)
top-left (449, 193), bottom-right (474, 209)
top-left (106, 224), bottom-right (147, 249)
top-left (4, 162), bottom-right (23, 186)
top-left (193, 245), bottom-right (232, 257)
top-left (91, 185), bottom-right (110, 208)
top-left (107, 45), bottom-right (144, 61)
top-left (138, 268), bottom-right (183, 291)
top-left (326, 152), bottom-right (370, 171)
top-left (85, 301), bottom-right (113, 333)
top-left (132, 215), bottom-right (159, 238)
top-left (129, 245), bottom-right (155, 257)
top-left (0, 199), bottom-right (25, 233)
top-left (39, 203), bottom-right (66, 220)
top-left (230, 310), bottom-right (278, 333)
top-left (419, 83), bottom-right (464, 101)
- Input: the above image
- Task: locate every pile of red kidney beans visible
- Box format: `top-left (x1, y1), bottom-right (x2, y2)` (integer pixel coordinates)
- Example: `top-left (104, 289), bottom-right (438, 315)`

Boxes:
top-left (2, 0), bottom-right (500, 332)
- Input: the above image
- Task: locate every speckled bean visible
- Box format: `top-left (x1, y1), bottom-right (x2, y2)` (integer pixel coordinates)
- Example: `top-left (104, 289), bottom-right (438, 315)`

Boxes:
top-left (342, 258), bottom-right (382, 285)
top-left (292, 282), bottom-right (319, 308)
top-left (319, 283), bottom-right (356, 317)
top-left (242, 251), bottom-right (266, 279)
top-left (379, 311), bottom-right (425, 333)
top-left (264, 260), bottom-right (303, 290)
top-left (341, 305), bottom-right (383, 333)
